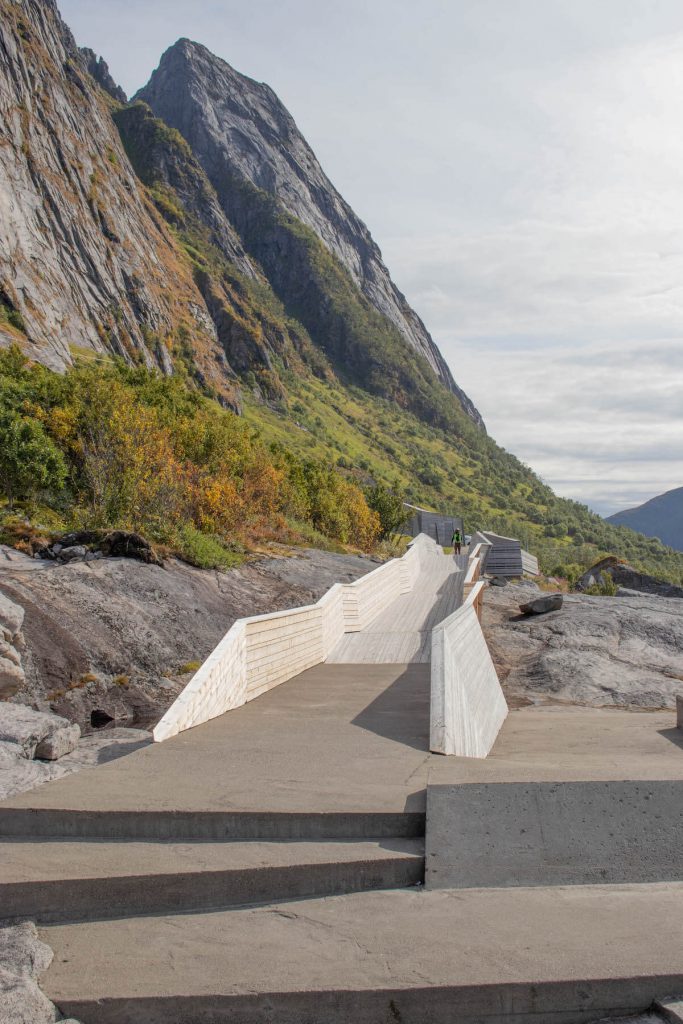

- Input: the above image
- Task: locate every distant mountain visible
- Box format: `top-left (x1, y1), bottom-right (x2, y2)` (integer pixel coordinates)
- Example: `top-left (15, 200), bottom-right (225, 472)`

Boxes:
top-left (607, 487), bottom-right (683, 552)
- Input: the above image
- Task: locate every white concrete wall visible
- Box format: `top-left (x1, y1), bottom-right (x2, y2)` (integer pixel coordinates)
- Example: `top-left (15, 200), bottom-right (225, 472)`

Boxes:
top-left (430, 581), bottom-right (508, 758)
top-left (154, 535), bottom-right (439, 742)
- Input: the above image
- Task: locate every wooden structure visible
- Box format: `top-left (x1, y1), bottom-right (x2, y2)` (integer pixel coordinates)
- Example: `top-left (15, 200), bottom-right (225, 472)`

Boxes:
top-left (402, 504), bottom-right (464, 547)
top-left (476, 531), bottom-right (539, 577)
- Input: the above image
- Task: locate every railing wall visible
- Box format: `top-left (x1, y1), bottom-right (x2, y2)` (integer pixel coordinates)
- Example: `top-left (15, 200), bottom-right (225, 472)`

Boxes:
top-left (430, 578), bottom-right (508, 757)
top-left (154, 534), bottom-right (439, 742)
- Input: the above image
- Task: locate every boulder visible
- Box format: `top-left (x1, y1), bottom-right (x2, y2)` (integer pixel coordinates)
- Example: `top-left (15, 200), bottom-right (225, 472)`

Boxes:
top-left (34, 721), bottom-right (81, 760)
top-left (519, 593), bottom-right (563, 615)
top-left (489, 576), bottom-right (508, 587)
top-left (58, 544), bottom-right (87, 562)
top-left (0, 704), bottom-right (80, 760)
top-left (0, 592), bottom-right (24, 637)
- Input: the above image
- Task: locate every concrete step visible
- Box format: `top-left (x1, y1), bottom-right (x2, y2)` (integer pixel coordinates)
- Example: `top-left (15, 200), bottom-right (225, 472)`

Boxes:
top-left (0, 806), bottom-right (424, 840)
top-left (0, 837), bottom-right (424, 923)
top-left (41, 882), bottom-right (683, 1024)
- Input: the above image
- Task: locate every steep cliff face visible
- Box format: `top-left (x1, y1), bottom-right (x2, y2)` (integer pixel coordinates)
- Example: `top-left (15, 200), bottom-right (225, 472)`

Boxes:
top-left (0, 0), bottom-right (236, 404)
top-left (136, 39), bottom-right (484, 428)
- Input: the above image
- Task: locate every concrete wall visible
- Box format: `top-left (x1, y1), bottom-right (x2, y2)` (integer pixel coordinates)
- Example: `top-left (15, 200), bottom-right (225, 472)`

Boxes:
top-left (154, 535), bottom-right (436, 742)
top-left (426, 779), bottom-right (683, 887)
top-left (430, 565), bottom-right (508, 757)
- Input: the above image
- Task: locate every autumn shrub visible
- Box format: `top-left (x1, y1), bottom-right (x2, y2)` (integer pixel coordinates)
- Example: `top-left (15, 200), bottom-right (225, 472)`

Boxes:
top-left (0, 347), bottom-right (384, 556)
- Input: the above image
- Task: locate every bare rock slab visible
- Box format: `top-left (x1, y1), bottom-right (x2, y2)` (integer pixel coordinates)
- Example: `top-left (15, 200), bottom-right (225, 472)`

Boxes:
top-left (0, 921), bottom-right (56, 1024)
top-left (0, 704), bottom-right (80, 760)
top-left (519, 593), bottom-right (563, 615)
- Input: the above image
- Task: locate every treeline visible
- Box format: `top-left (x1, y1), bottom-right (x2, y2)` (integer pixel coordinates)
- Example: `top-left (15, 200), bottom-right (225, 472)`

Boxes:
top-left (0, 348), bottom-right (396, 566)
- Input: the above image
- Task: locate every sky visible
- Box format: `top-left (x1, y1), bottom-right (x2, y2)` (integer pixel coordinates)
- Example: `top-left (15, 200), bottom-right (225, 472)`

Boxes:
top-left (59, 0), bottom-right (683, 516)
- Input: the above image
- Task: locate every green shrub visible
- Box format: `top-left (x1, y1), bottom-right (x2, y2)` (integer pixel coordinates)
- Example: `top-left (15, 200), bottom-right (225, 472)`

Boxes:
top-left (175, 525), bottom-right (244, 570)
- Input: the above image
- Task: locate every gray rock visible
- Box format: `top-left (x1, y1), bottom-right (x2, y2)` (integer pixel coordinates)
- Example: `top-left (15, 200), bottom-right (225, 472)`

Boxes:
top-left (519, 594), bottom-right (563, 615)
top-left (0, 740), bottom-right (67, 800)
top-left (0, 922), bottom-right (56, 1024)
top-left (58, 545), bottom-right (87, 562)
top-left (489, 576), bottom-right (508, 587)
top-left (0, 0), bottom-right (226, 386)
top-left (0, 593), bottom-right (23, 638)
top-left (0, 704), bottom-right (80, 760)
top-left (483, 581), bottom-right (683, 710)
top-left (0, 729), bottom-right (150, 801)
top-left (34, 722), bottom-right (81, 760)
top-left (136, 40), bottom-right (484, 427)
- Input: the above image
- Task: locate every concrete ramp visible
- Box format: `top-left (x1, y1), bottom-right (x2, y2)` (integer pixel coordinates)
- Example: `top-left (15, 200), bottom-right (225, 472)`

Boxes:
top-left (328, 550), bottom-right (465, 663)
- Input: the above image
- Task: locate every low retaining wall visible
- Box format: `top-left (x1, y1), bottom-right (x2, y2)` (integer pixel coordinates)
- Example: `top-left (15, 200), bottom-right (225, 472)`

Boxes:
top-left (154, 535), bottom-right (435, 742)
top-left (430, 575), bottom-right (508, 758)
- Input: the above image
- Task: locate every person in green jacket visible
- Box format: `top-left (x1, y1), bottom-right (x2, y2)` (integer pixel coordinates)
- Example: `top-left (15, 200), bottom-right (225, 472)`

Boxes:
top-left (451, 528), bottom-right (462, 555)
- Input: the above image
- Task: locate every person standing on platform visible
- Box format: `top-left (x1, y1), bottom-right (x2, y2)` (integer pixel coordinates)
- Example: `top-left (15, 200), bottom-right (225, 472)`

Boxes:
top-left (451, 528), bottom-right (462, 555)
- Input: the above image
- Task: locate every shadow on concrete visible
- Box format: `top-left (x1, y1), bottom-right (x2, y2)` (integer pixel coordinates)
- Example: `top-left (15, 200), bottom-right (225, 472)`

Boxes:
top-left (658, 727), bottom-right (683, 752)
top-left (350, 665), bottom-right (430, 753)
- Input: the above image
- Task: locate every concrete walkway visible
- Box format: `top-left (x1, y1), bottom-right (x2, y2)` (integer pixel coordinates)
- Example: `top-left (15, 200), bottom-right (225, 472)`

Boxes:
top-left (328, 551), bottom-right (466, 663)
top-left (0, 663), bottom-right (434, 837)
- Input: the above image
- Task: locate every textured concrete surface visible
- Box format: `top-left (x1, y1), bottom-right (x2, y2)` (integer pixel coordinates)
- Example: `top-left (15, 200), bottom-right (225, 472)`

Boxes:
top-left (426, 780), bottom-right (683, 888)
top-left (0, 838), bottom-right (423, 922)
top-left (0, 663), bottom-right (433, 838)
top-left (429, 705), bottom-right (683, 785)
top-left (41, 882), bottom-right (683, 1024)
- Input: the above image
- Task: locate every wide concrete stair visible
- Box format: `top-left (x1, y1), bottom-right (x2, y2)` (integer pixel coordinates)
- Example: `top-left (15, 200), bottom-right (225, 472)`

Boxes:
top-left (0, 836), bottom-right (424, 922)
top-left (36, 883), bottom-right (683, 1024)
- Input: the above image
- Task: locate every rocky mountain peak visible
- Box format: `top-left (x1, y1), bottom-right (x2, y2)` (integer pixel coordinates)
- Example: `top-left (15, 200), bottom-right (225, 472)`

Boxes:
top-left (137, 39), bottom-right (485, 428)
top-left (79, 48), bottom-right (127, 104)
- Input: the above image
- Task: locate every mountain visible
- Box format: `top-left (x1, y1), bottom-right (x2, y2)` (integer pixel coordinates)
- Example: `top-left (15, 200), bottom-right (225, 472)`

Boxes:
top-left (0, 0), bottom-right (239, 404)
top-left (607, 487), bottom-right (683, 552)
top-left (135, 39), bottom-right (482, 427)
top-left (1, 0), bottom-right (683, 586)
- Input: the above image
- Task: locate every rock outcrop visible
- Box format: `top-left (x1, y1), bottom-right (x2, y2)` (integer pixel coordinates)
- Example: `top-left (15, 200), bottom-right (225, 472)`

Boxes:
top-left (136, 39), bottom-right (484, 428)
top-left (0, 593), bottom-right (25, 698)
top-left (0, 0), bottom-right (237, 405)
top-left (0, 703), bottom-right (79, 759)
top-left (0, 921), bottom-right (65, 1024)
top-left (578, 557), bottom-right (683, 599)
top-left (483, 580), bottom-right (683, 710)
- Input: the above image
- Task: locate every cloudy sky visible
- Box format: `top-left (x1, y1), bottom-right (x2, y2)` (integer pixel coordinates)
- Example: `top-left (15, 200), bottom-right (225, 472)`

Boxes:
top-left (60, 0), bottom-right (683, 515)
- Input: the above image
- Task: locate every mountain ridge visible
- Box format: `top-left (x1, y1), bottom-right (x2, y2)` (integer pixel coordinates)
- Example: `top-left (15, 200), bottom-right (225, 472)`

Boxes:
top-left (135, 38), bottom-right (484, 428)
top-left (607, 486), bottom-right (683, 553)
